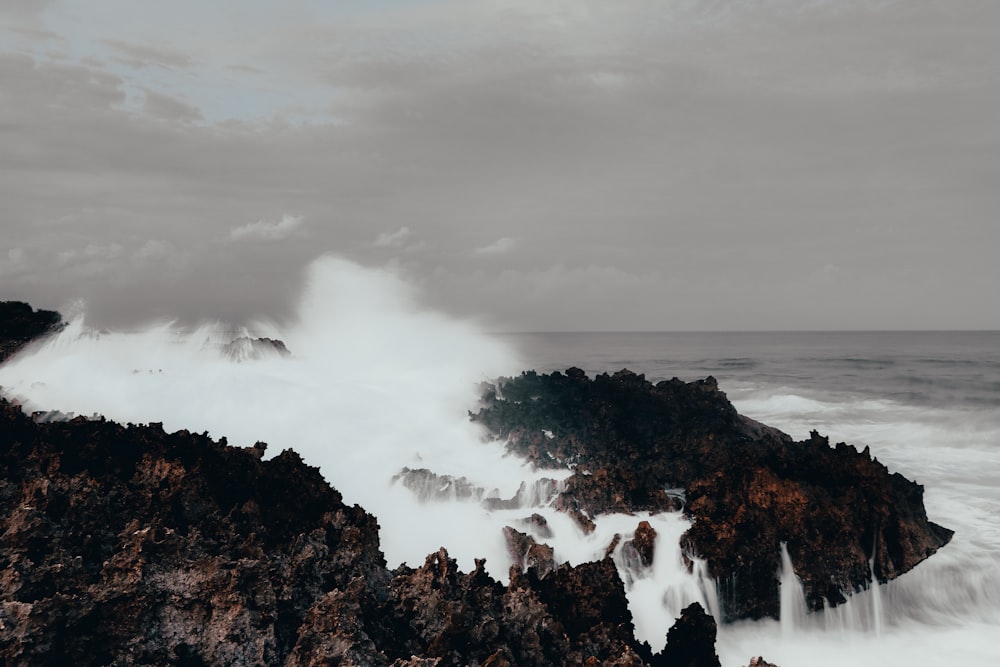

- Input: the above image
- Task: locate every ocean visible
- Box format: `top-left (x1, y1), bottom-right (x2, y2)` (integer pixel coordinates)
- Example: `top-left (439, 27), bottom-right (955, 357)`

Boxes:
top-left (2, 259), bottom-right (998, 666)
top-left (504, 330), bottom-right (1000, 665)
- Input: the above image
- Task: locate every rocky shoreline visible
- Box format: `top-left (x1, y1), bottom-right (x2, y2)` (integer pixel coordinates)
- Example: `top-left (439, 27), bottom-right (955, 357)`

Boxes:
top-left (472, 369), bottom-right (953, 621)
top-left (0, 301), bottom-right (953, 664)
top-left (0, 395), bottom-right (720, 665)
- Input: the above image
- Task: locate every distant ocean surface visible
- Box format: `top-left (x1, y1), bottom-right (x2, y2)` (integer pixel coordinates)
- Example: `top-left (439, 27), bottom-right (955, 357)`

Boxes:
top-left (503, 330), bottom-right (1000, 666)
top-left (502, 330), bottom-right (1000, 410)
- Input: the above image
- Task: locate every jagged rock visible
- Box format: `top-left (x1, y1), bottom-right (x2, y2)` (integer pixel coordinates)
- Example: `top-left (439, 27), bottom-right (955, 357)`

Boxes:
top-left (503, 526), bottom-right (557, 578)
top-left (482, 478), bottom-right (561, 511)
top-left (392, 467), bottom-right (484, 503)
top-left (0, 398), bottom-right (387, 665)
top-left (221, 336), bottom-right (291, 362)
top-left (745, 658), bottom-right (780, 667)
top-left (514, 513), bottom-right (554, 539)
top-left (473, 368), bottom-right (953, 621)
top-left (630, 521), bottom-right (657, 568)
top-left (7, 303), bottom-right (720, 665)
top-left (605, 534), bottom-right (622, 558)
top-left (0, 393), bottom-right (729, 666)
top-left (652, 602), bottom-right (720, 667)
top-left (390, 548), bottom-right (645, 665)
top-left (286, 581), bottom-right (390, 667)
top-left (0, 301), bottom-right (62, 362)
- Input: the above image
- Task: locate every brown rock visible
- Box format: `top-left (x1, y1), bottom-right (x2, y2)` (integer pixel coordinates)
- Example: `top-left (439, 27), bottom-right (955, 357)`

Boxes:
top-left (631, 521), bottom-right (657, 568)
top-left (503, 526), bottom-right (557, 578)
top-left (473, 369), bottom-right (953, 621)
top-left (746, 658), bottom-right (781, 667)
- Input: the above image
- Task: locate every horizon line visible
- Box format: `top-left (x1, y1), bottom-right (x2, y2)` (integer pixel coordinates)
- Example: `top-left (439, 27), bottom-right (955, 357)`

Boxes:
top-left (492, 329), bottom-right (1000, 335)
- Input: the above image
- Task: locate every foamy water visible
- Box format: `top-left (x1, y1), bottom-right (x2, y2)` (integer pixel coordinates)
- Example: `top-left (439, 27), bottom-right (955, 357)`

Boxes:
top-left (2, 259), bottom-right (999, 665)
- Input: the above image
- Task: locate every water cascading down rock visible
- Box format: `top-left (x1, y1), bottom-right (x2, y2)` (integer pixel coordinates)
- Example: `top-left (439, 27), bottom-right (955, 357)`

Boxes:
top-left (471, 368), bottom-right (954, 621)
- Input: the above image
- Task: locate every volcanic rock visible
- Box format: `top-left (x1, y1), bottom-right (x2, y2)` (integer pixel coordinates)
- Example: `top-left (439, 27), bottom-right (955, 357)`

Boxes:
top-left (516, 512), bottom-right (554, 540)
top-left (472, 368), bottom-right (953, 621)
top-left (0, 301), bottom-right (62, 362)
top-left (0, 394), bottom-right (731, 665)
top-left (221, 336), bottom-right (291, 362)
top-left (392, 467), bottom-right (484, 503)
top-left (630, 521), bottom-right (657, 568)
top-left (503, 526), bottom-right (557, 578)
top-left (652, 602), bottom-right (720, 667)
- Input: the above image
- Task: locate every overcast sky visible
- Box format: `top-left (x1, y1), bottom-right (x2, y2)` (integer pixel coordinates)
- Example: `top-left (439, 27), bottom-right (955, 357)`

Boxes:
top-left (1, 0), bottom-right (998, 331)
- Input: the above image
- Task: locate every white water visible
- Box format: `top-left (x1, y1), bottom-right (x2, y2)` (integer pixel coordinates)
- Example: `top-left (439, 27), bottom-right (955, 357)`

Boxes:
top-left (0, 257), bottom-right (717, 638)
top-left (3, 258), bottom-right (999, 665)
top-left (0, 257), bottom-right (538, 574)
top-left (714, 386), bottom-right (1000, 666)
top-left (778, 543), bottom-right (808, 638)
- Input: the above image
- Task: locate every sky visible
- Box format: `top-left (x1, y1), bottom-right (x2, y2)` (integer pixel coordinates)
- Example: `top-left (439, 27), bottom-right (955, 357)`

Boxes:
top-left (1, 0), bottom-right (998, 331)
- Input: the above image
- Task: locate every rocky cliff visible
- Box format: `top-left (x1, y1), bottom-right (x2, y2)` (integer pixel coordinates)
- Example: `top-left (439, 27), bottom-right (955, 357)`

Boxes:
top-left (471, 368), bottom-right (953, 620)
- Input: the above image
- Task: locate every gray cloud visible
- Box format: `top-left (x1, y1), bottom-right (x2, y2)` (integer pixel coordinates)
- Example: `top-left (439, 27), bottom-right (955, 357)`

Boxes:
top-left (0, 0), bottom-right (56, 19)
top-left (101, 39), bottom-right (195, 70)
top-left (230, 215), bottom-right (307, 242)
top-left (373, 226), bottom-right (412, 248)
top-left (142, 89), bottom-right (202, 124)
top-left (4, 24), bottom-right (63, 41)
top-left (473, 237), bottom-right (519, 256)
top-left (2, 1), bottom-right (999, 330)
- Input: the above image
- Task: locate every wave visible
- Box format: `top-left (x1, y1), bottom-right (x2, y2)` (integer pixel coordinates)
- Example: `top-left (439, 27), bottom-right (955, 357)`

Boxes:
top-left (4, 263), bottom-right (1000, 665)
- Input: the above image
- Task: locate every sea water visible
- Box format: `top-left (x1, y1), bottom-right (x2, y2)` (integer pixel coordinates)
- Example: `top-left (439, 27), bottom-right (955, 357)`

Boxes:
top-left (507, 330), bottom-right (1000, 665)
top-left (2, 258), bottom-right (999, 665)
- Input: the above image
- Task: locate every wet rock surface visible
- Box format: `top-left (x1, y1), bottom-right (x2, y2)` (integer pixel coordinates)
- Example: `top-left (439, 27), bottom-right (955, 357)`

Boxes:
top-left (0, 398), bottom-right (386, 665)
top-left (630, 521), bottom-right (658, 569)
top-left (744, 658), bottom-right (781, 667)
top-left (0, 396), bottom-right (726, 665)
top-left (472, 368), bottom-right (953, 621)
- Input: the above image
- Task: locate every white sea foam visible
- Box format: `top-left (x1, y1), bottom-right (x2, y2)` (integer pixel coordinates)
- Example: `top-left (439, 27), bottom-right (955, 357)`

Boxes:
top-left (0, 256), bottom-right (532, 575)
top-left (715, 386), bottom-right (1000, 666)
top-left (3, 259), bottom-right (1000, 665)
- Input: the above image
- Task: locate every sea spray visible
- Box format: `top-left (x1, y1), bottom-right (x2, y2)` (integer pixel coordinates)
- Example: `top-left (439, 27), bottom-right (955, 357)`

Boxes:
top-left (0, 257), bottom-right (529, 577)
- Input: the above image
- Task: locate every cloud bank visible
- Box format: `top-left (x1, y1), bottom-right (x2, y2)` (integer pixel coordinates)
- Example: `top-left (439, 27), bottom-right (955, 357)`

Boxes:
top-left (1, 1), bottom-right (998, 330)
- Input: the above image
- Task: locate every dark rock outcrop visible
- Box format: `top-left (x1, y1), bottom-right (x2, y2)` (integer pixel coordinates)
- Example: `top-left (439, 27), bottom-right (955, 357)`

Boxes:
top-left (744, 658), bottom-right (781, 667)
top-left (652, 603), bottom-right (720, 667)
top-left (503, 526), bottom-right (557, 578)
top-left (0, 398), bottom-right (386, 665)
top-left (221, 336), bottom-right (291, 362)
top-left (630, 521), bottom-right (657, 569)
top-left (0, 301), bottom-right (62, 362)
top-left (392, 467), bottom-right (485, 503)
top-left (0, 396), bottom-right (728, 665)
top-left (472, 368), bottom-right (953, 621)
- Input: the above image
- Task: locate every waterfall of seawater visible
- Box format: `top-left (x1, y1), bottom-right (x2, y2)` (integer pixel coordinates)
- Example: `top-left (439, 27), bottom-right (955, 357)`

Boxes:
top-left (778, 541), bottom-right (886, 639)
top-left (778, 542), bottom-right (809, 637)
top-left (606, 512), bottom-right (720, 652)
